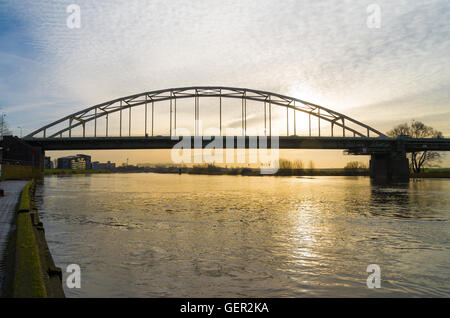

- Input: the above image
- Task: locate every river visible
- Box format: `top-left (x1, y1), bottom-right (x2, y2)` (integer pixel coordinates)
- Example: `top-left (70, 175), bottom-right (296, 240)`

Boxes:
top-left (35, 173), bottom-right (450, 297)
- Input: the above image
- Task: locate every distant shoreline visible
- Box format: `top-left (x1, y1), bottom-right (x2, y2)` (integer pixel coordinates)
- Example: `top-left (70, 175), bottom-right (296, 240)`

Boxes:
top-left (410, 171), bottom-right (450, 178)
top-left (44, 169), bottom-right (110, 175)
top-left (44, 168), bottom-right (450, 178)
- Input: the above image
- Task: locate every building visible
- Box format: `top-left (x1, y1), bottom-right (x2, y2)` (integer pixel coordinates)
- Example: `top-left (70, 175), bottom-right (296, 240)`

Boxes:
top-left (44, 156), bottom-right (53, 169)
top-left (0, 136), bottom-right (45, 179)
top-left (92, 161), bottom-right (116, 170)
top-left (57, 154), bottom-right (91, 170)
top-left (0, 136), bottom-right (43, 167)
top-left (57, 156), bottom-right (82, 170)
top-left (76, 154), bottom-right (92, 169)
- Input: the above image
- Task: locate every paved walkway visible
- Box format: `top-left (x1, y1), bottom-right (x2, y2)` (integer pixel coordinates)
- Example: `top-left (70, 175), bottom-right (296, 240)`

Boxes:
top-left (0, 180), bottom-right (28, 296)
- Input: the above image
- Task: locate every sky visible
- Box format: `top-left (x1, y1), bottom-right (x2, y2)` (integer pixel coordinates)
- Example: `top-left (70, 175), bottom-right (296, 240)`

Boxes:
top-left (0, 0), bottom-right (449, 167)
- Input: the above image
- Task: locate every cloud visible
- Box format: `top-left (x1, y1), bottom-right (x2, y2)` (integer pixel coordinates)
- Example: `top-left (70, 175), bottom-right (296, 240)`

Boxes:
top-left (1, 0), bottom-right (449, 137)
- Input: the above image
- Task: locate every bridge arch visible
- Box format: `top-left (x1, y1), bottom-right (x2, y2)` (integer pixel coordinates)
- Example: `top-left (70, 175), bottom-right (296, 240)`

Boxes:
top-left (24, 86), bottom-right (386, 139)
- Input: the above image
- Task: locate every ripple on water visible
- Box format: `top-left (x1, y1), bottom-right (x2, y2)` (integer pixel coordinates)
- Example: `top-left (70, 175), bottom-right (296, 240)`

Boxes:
top-left (36, 174), bottom-right (450, 297)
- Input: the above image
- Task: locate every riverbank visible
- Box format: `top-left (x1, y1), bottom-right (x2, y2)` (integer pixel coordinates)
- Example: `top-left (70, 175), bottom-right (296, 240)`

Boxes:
top-left (44, 169), bottom-right (110, 175)
top-left (43, 167), bottom-right (450, 178)
top-left (3, 179), bottom-right (64, 297)
top-left (181, 167), bottom-right (370, 177)
top-left (411, 170), bottom-right (450, 178)
top-left (144, 166), bottom-right (450, 177)
top-left (45, 167), bottom-right (370, 177)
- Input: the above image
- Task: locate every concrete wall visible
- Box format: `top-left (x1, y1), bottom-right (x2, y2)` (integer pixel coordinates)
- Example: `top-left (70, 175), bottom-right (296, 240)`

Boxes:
top-left (0, 164), bottom-right (42, 181)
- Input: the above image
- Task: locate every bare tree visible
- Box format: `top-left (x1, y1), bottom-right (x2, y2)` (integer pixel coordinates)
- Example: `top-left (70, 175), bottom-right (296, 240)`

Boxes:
top-left (278, 158), bottom-right (304, 170)
top-left (387, 120), bottom-right (443, 173)
top-left (344, 161), bottom-right (367, 170)
top-left (0, 116), bottom-right (12, 137)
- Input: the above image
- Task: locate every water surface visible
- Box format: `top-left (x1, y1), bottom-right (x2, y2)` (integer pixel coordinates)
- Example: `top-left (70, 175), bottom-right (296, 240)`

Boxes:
top-left (35, 173), bottom-right (450, 297)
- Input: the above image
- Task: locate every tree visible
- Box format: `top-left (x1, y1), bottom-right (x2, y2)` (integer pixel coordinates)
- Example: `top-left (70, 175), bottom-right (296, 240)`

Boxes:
top-left (292, 159), bottom-right (304, 169)
top-left (344, 161), bottom-right (367, 170)
top-left (278, 158), bottom-right (292, 170)
top-left (0, 115), bottom-right (12, 137)
top-left (278, 158), bottom-right (304, 170)
top-left (386, 120), bottom-right (443, 173)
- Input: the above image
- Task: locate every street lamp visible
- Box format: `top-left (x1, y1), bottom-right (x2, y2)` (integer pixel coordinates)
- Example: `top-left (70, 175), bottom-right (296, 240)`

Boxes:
top-left (17, 126), bottom-right (23, 138)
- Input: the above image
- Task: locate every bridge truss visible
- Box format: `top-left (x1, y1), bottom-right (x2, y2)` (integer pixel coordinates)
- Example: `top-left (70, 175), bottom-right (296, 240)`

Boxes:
top-left (24, 86), bottom-right (386, 139)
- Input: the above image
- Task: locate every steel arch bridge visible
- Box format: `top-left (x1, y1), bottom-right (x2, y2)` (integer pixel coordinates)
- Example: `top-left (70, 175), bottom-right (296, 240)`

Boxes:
top-left (14, 86), bottom-right (450, 181)
top-left (24, 86), bottom-right (386, 140)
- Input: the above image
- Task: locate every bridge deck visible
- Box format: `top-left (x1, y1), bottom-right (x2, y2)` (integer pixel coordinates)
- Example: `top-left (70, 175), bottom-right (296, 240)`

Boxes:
top-left (22, 136), bottom-right (450, 152)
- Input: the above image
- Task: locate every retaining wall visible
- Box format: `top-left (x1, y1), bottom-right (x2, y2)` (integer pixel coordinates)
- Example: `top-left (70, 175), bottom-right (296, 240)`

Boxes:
top-left (12, 179), bottom-right (64, 298)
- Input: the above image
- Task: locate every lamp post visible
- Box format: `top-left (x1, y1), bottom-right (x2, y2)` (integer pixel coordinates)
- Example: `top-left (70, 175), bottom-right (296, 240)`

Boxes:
top-left (17, 126), bottom-right (22, 138)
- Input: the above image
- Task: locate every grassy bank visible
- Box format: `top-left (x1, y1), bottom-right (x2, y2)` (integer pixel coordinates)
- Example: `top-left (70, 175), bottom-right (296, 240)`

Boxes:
top-left (13, 180), bottom-right (47, 297)
top-left (411, 168), bottom-right (450, 178)
top-left (12, 179), bottom-right (65, 298)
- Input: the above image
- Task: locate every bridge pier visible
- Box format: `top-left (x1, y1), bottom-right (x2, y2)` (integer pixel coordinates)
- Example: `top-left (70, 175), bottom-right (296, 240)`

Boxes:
top-left (369, 152), bottom-right (409, 182)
